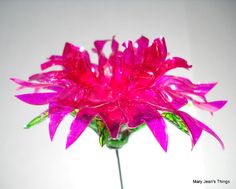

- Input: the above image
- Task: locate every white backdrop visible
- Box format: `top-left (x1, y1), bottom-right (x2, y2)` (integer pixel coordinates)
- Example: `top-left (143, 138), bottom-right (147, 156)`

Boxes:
top-left (1, 0), bottom-right (235, 189)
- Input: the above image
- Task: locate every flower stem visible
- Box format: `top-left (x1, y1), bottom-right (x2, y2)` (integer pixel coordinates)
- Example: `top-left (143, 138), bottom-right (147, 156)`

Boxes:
top-left (115, 149), bottom-right (124, 189)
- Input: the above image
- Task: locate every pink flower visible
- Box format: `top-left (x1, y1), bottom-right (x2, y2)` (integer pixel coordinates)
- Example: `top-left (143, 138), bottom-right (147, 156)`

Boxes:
top-left (12, 36), bottom-right (227, 151)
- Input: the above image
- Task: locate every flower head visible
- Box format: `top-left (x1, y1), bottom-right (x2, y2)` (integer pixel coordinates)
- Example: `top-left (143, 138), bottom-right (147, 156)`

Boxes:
top-left (12, 36), bottom-right (227, 151)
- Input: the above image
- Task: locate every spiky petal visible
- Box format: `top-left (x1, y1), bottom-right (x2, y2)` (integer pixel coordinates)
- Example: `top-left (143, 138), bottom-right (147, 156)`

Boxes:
top-left (66, 109), bottom-right (96, 149)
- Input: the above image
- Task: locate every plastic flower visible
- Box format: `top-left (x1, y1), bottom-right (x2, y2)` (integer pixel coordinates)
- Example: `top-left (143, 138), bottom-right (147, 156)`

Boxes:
top-left (11, 36), bottom-right (227, 151)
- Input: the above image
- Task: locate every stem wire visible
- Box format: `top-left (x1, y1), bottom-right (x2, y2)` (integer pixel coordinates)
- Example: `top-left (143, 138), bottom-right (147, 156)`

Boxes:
top-left (115, 149), bottom-right (124, 189)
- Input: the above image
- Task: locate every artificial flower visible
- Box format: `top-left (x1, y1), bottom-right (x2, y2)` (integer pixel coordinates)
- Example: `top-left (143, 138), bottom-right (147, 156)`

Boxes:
top-left (12, 36), bottom-right (227, 151)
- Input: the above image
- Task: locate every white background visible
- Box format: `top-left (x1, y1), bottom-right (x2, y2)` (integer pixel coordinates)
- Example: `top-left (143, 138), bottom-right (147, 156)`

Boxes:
top-left (0, 0), bottom-right (235, 189)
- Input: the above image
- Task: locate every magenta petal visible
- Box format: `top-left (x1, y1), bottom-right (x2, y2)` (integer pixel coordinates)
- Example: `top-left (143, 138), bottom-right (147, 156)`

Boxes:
top-left (66, 109), bottom-right (95, 149)
top-left (16, 92), bottom-right (57, 105)
top-left (177, 111), bottom-right (203, 149)
top-left (62, 42), bottom-right (80, 57)
top-left (41, 60), bottom-right (63, 70)
top-left (122, 40), bottom-right (133, 48)
top-left (192, 100), bottom-right (227, 112)
top-left (98, 116), bottom-right (122, 139)
top-left (94, 40), bottom-right (109, 54)
top-left (146, 113), bottom-right (168, 152)
top-left (178, 111), bottom-right (224, 149)
top-left (48, 55), bottom-right (63, 61)
top-left (99, 104), bottom-right (126, 139)
top-left (166, 57), bottom-right (191, 69)
top-left (154, 75), bottom-right (221, 111)
top-left (124, 102), bottom-right (154, 127)
top-left (156, 75), bottom-right (217, 98)
top-left (111, 36), bottom-right (119, 52)
top-left (154, 36), bottom-right (167, 60)
top-left (28, 71), bottom-right (65, 82)
top-left (136, 35), bottom-right (149, 50)
top-left (10, 78), bottom-right (50, 88)
top-left (122, 102), bottom-right (168, 151)
top-left (155, 57), bottom-right (191, 78)
top-left (195, 82), bottom-right (217, 96)
top-left (195, 118), bottom-right (224, 149)
top-left (49, 103), bottom-right (72, 141)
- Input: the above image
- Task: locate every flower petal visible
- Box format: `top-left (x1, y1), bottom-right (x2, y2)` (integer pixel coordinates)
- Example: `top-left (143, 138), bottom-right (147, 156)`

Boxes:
top-left (157, 75), bottom-right (217, 97)
top-left (196, 118), bottom-right (224, 149)
top-left (66, 109), bottom-right (95, 149)
top-left (192, 100), bottom-right (227, 112)
top-left (122, 102), bottom-right (168, 151)
top-left (142, 42), bottom-right (161, 69)
top-left (28, 71), bottom-right (66, 82)
top-left (194, 82), bottom-right (217, 96)
top-left (10, 78), bottom-right (50, 89)
top-left (146, 112), bottom-right (168, 152)
top-left (164, 57), bottom-right (191, 71)
top-left (111, 36), bottom-right (119, 52)
top-left (99, 103), bottom-right (127, 139)
top-left (135, 35), bottom-right (149, 52)
top-left (154, 36), bottom-right (167, 61)
top-left (177, 111), bottom-right (224, 149)
top-left (154, 75), bottom-right (223, 112)
top-left (15, 92), bottom-right (57, 105)
top-left (41, 60), bottom-right (63, 70)
top-left (62, 42), bottom-right (80, 57)
top-left (48, 103), bottom-right (72, 141)
top-left (177, 111), bottom-right (202, 149)
top-left (94, 40), bottom-right (109, 54)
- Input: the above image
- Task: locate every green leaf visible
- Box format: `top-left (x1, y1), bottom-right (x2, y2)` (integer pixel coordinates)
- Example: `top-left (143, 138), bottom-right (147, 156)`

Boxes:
top-left (88, 118), bottom-right (99, 134)
top-left (25, 111), bottom-right (48, 129)
top-left (106, 136), bottom-right (129, 149)
top-left (106, 128), bottom-right (131, 149)
top-left (70, 109), bottom-right (78, 117)
top-left (130, 123), bottom-right (146, 133)
top-left (162, 112), bottom-right (189, 135)
top-left (96, 118), bottom-right (109, 147)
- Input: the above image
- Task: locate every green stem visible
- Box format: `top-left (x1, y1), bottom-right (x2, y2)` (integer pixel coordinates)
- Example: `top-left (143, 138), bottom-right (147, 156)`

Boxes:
top-left (115, 149), bottom-right (124, 189)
